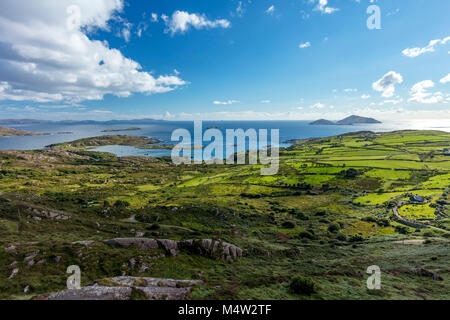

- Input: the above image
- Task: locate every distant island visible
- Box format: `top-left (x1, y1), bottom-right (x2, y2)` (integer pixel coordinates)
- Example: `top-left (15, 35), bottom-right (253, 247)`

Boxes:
top-left (0, 126), bottom-right (48, 137)
top-left (101, 127), bottom-right (141, 133)
top-left (47, 135), bottom-right (161, 150)
top-left (310, 115), bottom-right (382, 126)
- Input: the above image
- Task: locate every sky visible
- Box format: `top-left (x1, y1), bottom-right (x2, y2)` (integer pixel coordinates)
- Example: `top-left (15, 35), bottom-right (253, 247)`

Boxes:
top-left (0, 0), bottom-right (449, 121)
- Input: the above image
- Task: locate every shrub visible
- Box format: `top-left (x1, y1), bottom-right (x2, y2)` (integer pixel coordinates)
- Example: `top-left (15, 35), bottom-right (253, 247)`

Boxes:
top-left (336, 233), bottom-right (347, 242)
top-left (394, 226), bottom-right (409, 235)
top-left (348, 235), bottom-right (364, 243)
top-left (114, 200), bottom-right (130, 208)
top-left (281, 221), bottom-right (296, 229)
top-left (298, 231), bottom-right (315, 240)
top-left (289, 276), bottom-right (316, 296)
top-left (146, 223), bottom-right (160, 231)
top-left (328, 223), bottom-right (340, 233)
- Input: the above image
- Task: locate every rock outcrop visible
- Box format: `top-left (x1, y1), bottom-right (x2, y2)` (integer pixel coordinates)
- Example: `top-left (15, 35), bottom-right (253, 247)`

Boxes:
top-left (104, 238), bottom-right (159, 251)
top-left (48, 277), bottom-right (203, 300)
top-left (178, 239), bottom-right (243, 262)
top-left (104, 238), bottom-right (243, 261)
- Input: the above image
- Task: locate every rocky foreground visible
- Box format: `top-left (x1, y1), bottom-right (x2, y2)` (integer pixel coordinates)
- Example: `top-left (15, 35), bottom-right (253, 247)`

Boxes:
top-left (48, 276), bottom-right (203, 300)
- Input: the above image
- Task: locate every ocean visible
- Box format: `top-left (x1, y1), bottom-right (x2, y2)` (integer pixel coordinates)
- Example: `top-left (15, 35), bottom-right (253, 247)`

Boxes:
top-left (1, 120), bottom-right (449, 158)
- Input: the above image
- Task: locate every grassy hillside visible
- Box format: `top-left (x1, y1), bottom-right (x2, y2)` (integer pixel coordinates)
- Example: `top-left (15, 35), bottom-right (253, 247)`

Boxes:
top-left (0, 130), bottom-right (449, 300)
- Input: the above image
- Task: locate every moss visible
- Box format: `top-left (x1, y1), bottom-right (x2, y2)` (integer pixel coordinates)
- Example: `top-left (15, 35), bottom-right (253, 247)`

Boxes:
top-left (130, 287), bottom-right (149, 300)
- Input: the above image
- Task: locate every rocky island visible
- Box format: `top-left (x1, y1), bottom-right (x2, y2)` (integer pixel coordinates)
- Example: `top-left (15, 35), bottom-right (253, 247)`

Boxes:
top-left (310, 115), bottom-right (382, 126)
top-left (0, 126), bottom-right (48, 137)
top-left (46, 135), bottom-right (161, 150)
top-left (101, 127), bottom-right (141, 133)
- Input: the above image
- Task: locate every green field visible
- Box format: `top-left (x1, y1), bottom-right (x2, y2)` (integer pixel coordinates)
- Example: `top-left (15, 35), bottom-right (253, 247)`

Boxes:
top-left (0, 130), bottom-right (449, 300)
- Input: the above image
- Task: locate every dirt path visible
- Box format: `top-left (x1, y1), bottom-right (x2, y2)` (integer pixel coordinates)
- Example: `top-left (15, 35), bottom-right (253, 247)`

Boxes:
top-left (393, 239), bottom-right (425, 245)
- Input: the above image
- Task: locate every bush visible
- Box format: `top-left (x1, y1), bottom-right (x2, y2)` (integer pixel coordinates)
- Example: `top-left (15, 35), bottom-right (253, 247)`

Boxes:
top-left (348, 235), bottom-right (364, 243)
top-left (146, 223), bottom-right (160, 231)
top-left (298, 231), bottom-right (315, 240)
top-left (328, 223), bottom-right (340, 233)
top-left (394, 226), bottom-right (409, 235)
top-left (289, 276), bottom-right (316, 296)
top-left (114, 200), bottom-right (130, 208)
top-left (336, 233), bottom-right (347, 242)
top-left (281, 221), bottom-right (296, 229)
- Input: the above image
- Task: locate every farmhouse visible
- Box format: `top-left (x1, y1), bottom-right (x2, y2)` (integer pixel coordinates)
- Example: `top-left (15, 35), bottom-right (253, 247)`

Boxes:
top-left (410, 195), bottom-right (425, 203)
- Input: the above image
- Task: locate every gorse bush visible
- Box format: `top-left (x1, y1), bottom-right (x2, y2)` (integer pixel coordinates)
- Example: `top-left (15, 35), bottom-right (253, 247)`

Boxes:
top-left (289, 276), bottom-right (316, 296)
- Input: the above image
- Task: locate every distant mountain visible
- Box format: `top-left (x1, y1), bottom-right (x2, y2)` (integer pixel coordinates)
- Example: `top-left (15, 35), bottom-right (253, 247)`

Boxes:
top-left (310, 115), bottom-right (381, 126)
top-left (0, 118), bottom-right (164, 125)
top-left (309, 119), bottom-right (337, 125)
top-left (336, 115), bottom-right (381, 125)
top-left (0, 119), bottom-right (52, 125)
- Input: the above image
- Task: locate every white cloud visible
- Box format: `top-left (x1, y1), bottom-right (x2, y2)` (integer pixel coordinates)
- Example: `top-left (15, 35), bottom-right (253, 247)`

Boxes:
top-left (310, 102), bottom-right (325, 109)
top-left (265, 5), bottom-right (275, 15)
top-left (440, 73), bottom-right (450, 84)
top-left (380, 98), bottom-right (403, 105)
top-left (120, 22), bottom-right (132, 42)
top-left (213, 100), bottom-right (240, 105)
top-left (299, 42), bottom-right (311, 49)
top-left (409, 80), bottom-right (443, 104)
top-left (0, 0), bottom-right (186, 103)
top-left (151, 13), bottom-right (158, 23)
top-left (314, 0), bottom-right (339, 14)
top-left (261, 100), bottom-right (271, 104)
top-left (344, 88), bottom-right (358, 92)
top-left (163, 11), bottom-right (230, 35)
top-left (236, 1), bottom-right (245, 18)
top-left (300, 10), bottom-right (310, 20)
top-left (136, 21), bottom-right (148, 38)
top-left (372, 71), bottom-right (403, 98)
top-left (361, 94), bottom-right (371, 99)
top-left (402, 36), bottom-right (450, 58)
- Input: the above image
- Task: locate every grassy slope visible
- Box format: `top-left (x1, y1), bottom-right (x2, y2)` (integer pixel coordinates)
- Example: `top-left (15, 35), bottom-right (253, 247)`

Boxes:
top-left (0, 130), bottom-right (449, 300)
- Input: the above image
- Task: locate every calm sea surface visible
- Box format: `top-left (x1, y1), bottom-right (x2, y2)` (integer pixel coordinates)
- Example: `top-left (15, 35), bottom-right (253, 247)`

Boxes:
top-left (0, 120), bottom-right (449, 158)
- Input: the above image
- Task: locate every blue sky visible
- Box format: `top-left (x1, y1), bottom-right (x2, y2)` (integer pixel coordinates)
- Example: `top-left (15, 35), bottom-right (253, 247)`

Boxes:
top-left (0, 0), bottom-right (449, 121)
